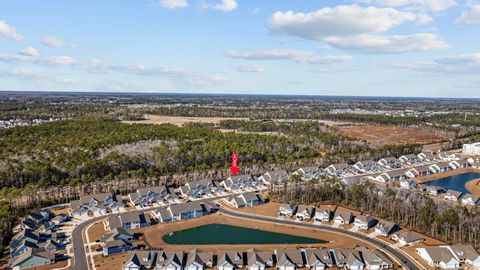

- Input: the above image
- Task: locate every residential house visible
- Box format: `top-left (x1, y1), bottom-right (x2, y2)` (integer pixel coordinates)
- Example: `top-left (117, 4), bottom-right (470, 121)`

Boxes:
top-left (426, 186), bottom-right (445, 197)
top-left (169, 201), bottom-right (207, 221)
top-left (295, 166), bottom-right (322, 180)
top-left (10, 229), bottom-right (39, 249)
top-left (10, 240), bottom-right (38, 258)
top-left (399, 154), bottom-right (419, 165)
top-left (377, 157), bottom-right (402, 169)
top-left (374, 221), bottom-right (399, 237)
top-left (378, 169), bottom-right (408, 182)
top-left (128, 186), bottom-right (169, 206)
top-left (461, 194), bottom-right (480, 206)
top-left (180, 180), bottom-right (214, 198)
top-left (332, 249), bottom-right (365, 270)
top-left (357, 248), bottom-right (393, 270)
top-left (123, 250), bottom-right (156, 270)
top-left (10, 248), bottom-right (55, 270)
top-left (334, 209), bottom-right (354, 225)
top-left (246, 249), bottom-right (274, 270)
top-left (314, 207), bottom-right (332, 223)
top-left (103, 239), bottom-right (135, 256)
top-left (392, 231), bottom-right (425, 246)
top-left (155, 250), bottom-right (184, 270)
top-left (229, 192), bottom-right (264, 208)
top-left (100, 227), bottom-right (134, 244)
top-left (305, 249), bottom-right (334, 270)
top-left (295, 205), bottom-right (314, 221)
top-left (444, 190), bottom-right (463, 202)
top-left (353, 215), bottom-right (377, 230)
top-left (353, 160), bottom-right (377, 173)
top-left (275, 249), bottom-right (305, 270)
top-left (325, 164), bottom-right (348, 177)
top-left (153, 208), bottom-right (174, 223)
top-left (221, 175), bottom-right (254, 192)
top-left (184, 250), bottom-right (213, 270)
top-left (447, 245), bottom-right (480, 268)
top-left (217, 250), bottom-right (244, 270)
top-left (70, 193), bottom-right (118, 218)
top-left (106, 212), bottom-right (151, 230)
top-left (278, 204), bottom-right (297, 217)
top-left (438, 152), bottom-right (456, 161)
top-left (27, 210), bottom-right (52, 224)
top-left (51, 214), bottom-right (68, 225)
top-left (259, 170), bottom-right (289, 186)
top-left (435, 162), bottom-right (453, 173)
top-left (416, 247), bottom-right (459, 269)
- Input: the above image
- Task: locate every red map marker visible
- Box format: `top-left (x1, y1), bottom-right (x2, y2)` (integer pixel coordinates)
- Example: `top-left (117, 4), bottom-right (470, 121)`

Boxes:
top-left (230, 152), bottom-right (240, 176)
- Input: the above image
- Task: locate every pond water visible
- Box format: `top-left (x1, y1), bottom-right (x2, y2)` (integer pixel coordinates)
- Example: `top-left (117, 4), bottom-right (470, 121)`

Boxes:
top-left (423, 172), bottom-right (480, 194)
top-left (162, 223), bottom-right (327, 245)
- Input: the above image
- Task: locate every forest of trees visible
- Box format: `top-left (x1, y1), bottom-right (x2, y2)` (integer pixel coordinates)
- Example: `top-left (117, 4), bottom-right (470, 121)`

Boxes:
top-left (272, 182), bottom-right (480, 247)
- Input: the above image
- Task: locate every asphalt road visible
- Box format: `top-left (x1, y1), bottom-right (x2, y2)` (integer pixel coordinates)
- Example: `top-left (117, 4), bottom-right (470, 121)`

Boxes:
top-left (218, 208), bottom-right (421, 270)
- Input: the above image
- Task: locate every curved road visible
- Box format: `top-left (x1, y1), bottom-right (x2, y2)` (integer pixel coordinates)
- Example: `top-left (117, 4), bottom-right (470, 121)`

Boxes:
top-left (71, 198), bottom-right (421, 270)
top-left (218, 208), bottom-right (421, 270)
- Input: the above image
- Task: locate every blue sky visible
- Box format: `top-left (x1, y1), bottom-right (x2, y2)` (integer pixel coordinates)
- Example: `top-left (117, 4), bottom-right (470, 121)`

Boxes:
top-left (1, 0), bottom-right (480, 97)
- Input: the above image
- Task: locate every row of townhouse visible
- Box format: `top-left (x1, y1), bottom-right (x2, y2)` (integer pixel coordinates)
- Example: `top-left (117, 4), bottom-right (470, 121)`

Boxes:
top-left (106, 211), bottom-right (152, 231)
top-left (278, 204), bottom-right (429, 247)
top-left (278, 204), bottom-right (383, 231)
top-left (128, 186), bottom-right (181, 207)
top-left (372, 158), bottom-right (473, 183)
top-left (152, 201), bottom-right (219, 223)
top-left (227, 192), bottom-right (265, 208)
top-left (178, 175), bottom-right (266, 200)
top-left (399, 182), bottom-right (480, 206)
top-left (70, 193), bottom-right (125, 218)
top-left (416, 245), bottom-right (480, 269)
top-left (9, 209), bottom-right (69, 269)
top-left (122, 248), bottom-right (393, 270)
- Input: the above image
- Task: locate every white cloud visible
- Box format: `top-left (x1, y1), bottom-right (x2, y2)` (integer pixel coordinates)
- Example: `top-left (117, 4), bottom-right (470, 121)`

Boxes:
top-left (226, 48), bottom-right (352, 64)
top-left (213, 0), bottom-right (237, 12)
top-left (19, 47), bottom-right (39, 58)
top-left (0, 20), bottom-right (23, 41)
top-left (86, 59), bottom-right (192, 76)
top-left (268, 5), bottom-right (428, 40)
top-left (2, 68), bottom-right (42, 80)
top-left (157, 0), bottom-right (188, 9)
top-left (325, 33), bottom-right (448, 53)
top-left (38, 56), bottom-right (76, 66)
top-left (360, 0), bottom-right (457, 12)
top-left (234, 63), bottom-right (265, 73)
top-left (391, 53), bottom-right (480, 74)
top-left (41, 36), bottom-right (75, 48)
top-left (455, 5), bottom-right (480, 25)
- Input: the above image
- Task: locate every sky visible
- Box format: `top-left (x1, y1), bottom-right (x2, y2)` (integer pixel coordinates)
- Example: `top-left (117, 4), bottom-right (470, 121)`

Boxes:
top-left (0, 0), bottom-right (480, 97)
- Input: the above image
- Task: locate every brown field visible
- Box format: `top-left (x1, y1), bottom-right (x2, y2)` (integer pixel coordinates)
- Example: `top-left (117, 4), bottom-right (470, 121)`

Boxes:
top-left (87, 219), bottom-right (108, 242)
top-left (122, 115), bottom-right (248, 127)
top-left (94, 253), bottom-right (130, 270)
top-left (137, 213), bottom-right (372, 252)
top-left (336, 125), bottom-right (447, 147)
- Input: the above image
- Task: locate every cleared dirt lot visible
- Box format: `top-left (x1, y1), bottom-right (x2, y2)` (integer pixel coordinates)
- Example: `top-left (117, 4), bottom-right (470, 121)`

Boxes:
top-left (122, 115), bottom-right (248, 127)
top-left (137, 213), bottom-right (371, 252)
top-left (336, 124), bottom-right (447, 147)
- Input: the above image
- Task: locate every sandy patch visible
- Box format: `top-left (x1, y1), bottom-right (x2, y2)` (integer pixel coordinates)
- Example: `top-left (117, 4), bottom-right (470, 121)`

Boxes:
top-left (465, 179), bottom-right (480, 195)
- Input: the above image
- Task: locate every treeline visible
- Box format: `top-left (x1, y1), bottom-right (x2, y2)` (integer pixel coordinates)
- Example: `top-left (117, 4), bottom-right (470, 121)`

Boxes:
top-left (219, 120), bottom-right (349, 149)
top-left (0, 118), bottom-right (319, 189)
top-left (150, 106), bottom-right (480, 129)
top-left (272, 183), bottom-right (480, 246)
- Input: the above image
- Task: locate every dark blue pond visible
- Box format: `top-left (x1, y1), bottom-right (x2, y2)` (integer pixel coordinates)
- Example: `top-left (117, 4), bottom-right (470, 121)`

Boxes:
top-left (424, 172), bottom-right (480, 194)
